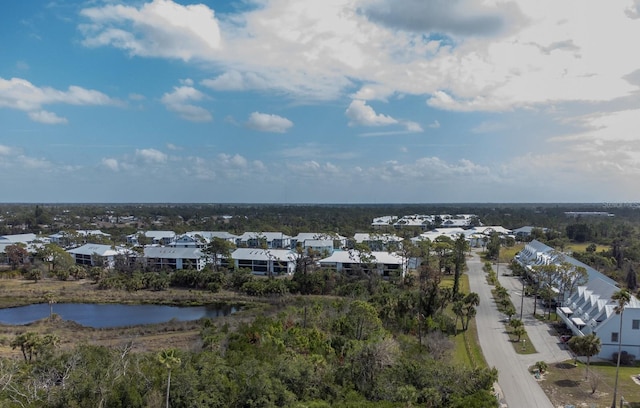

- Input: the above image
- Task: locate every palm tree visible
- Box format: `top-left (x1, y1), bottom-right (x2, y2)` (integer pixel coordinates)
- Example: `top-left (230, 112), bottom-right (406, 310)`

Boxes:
top-left (158, 349), bottom-right (181, 408)
top-left (582, 333), bottom-right (601, 380)
top-left (611, 289), bottom-right (631, 408)
top-left (569, 334), bottom-right (601, 380)
top-left (509, 318), bottom-right (525, 341)
top-left (44, 292), bottom-right (56, 320)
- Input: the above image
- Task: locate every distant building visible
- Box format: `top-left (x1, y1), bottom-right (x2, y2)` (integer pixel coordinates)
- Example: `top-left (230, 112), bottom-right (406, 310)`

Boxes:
top-left (564, 211), bottom-right (614, 218)
top-left (236, 232), bottom-right (291, 249)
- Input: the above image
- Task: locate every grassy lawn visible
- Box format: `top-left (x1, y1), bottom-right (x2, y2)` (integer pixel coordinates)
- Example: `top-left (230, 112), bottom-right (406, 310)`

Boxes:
top-left (443, 274), bottom-right (488, 369)
top-left (498, 244), bottom-right (524, 264)
top-left (539, 360), bottom-right (640, 407)
top-left (566, 242), bottom-right (610, 254)
top-left (505, 326), bottom-right (537, 354)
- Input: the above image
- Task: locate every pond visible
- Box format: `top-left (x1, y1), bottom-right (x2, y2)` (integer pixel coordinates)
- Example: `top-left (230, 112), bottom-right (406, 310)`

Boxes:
top-left (0, 303), bottom-right (238, 328)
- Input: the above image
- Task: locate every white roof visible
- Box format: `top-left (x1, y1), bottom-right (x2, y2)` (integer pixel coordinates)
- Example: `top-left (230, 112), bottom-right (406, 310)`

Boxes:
top-left (186, 231), bottom-right (238, 241)
top-left (304, 239), bottom-right (334, 246)
top-left (232, 248), bottom-right (298, 262)
top-left (77, 230), bottom-right (111, 237)
top-left (472, 226), bottom-right (512, 235)
top-left (371, 216), bottom-right (398, 225)
top-left (319, 250), bottom-right (404, 265)
top-left (67, 244), bottom-right (128, 257)
top-left (353, 233), bottom-right (402, 243)
top-left (237, 232), bottom-right (291, 241)
top-left (0, 233), bottom-right (38, 244)
top-left (144, 247), bottom-right (203, 259)
top-left (144, 230), bottom-right (176, 239)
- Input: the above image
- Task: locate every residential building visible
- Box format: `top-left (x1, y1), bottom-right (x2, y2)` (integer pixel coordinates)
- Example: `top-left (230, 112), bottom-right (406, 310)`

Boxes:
top-left (67, 244), bottom-right (133, 268)
top-left (517, 239), bottom-right (640, 360)
top-left (231, 248), bottom-right (298, 275)
top-left (236, 232), bottom-right (291, 249)
top-left (290, 232), bottom-right (346, 253)
top-left (352, 233), bottom-right (403, 251)
top-left (318, 250), bottom-right (406, 277)
top-left (144, 247), bottom-right (206, 271)
top-left (127, 230), bottom-right (176, 246)
top-left (512, 226), bottom-right (547, 240)
top-left (371, 216), bottom-right (398, 229)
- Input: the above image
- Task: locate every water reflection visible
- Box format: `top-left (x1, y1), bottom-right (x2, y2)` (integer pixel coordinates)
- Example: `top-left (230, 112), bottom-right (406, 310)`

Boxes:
top-left (0, 303), bottom-right (238, 328)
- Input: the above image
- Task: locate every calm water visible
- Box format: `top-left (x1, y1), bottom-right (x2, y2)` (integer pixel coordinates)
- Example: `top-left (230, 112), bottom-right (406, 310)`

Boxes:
top-left (0, 303), bottom-right (237, 328)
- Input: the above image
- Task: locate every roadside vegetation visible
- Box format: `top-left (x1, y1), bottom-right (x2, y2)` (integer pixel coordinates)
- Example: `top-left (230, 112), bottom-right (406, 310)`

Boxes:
top-left (483, 261), bottom-right (537, 354)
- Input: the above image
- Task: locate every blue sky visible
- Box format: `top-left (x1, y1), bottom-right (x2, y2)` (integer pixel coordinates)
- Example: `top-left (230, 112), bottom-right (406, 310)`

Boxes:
top-left (1, 0), bottom-right (640, 203)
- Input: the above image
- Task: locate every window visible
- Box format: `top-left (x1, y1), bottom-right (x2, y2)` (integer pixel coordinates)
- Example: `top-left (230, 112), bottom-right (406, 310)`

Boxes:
top-left (611, 332), bottom-right (619, 342)
top-left (633, 320), bottom-right (640, 330)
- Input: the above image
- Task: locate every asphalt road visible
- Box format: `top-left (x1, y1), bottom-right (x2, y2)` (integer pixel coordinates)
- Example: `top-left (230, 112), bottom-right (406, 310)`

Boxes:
top-left (467, 250), bottom-right (572, 408)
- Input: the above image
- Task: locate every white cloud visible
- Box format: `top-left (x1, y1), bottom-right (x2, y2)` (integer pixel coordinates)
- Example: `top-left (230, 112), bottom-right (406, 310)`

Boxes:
top-left (0, 145), bottom-right (14, 155)
top-left (346, 99), bottom-right (398, 126)
top-left (472, 120), bottom-right (507, 134)
top-left (218, 153), bottom-right (248, 168)
top-left (166, 143), bottom-right (182, 151)
top-left (80, 0), bottom-right (222, 61)
top-left (18, 155), bottom-right (51, 170)
top-left (129, 93), bottom-right (145, 101)
top-left (201, 70), bottom-right (271, 91)
top-left (77, 0), bottom-right (640, 111)
top-left (160, 85), bottom-right (212, 122)
top-left (246, 112), bottom-right (293, 133)
top-left (102, 158), bottom-right (120, 171)
top-left (403, 121), bottom-right (423, 132)
top-left (626, 0), bottom-right (640, 18)
top-left (428, 120), bottom-right (441, 129)
top-left (0, 76), bottom-right (120, 124)
top-left (135, 148), bottom-right (167, 163)
top-left (28, 110), bottom-right (68, 125)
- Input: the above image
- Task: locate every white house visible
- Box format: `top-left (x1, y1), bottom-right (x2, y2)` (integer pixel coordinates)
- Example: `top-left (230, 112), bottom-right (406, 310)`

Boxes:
top-left (186, 231), bottom-right (238, 244)
top-left (318, 250), bottom-right (406, 278)
top-left (392, 215), bottom-right (433, 229)
top-left (371, 216), bottom-right (398, 229)
top-left (353, 233), bottom-right (403, 251)
top-left (517, 240), bottom-right (640, 360)
top-left (127, 230), bottom-right (177, 246)
top-left (290, 232), bottom-right (346, 252)
top-left (143, 247), bottom-right (206, 271)
top-left (67, 244), bottom-right (133, 268)
top-left (231, 248), bottom-right (298, 275)
top-left (236, 232), bottom-right (291, 249)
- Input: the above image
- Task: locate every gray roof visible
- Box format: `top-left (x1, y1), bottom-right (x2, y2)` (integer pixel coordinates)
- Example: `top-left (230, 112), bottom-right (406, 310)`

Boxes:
top-left (67, 244), bottom-right (127, 257)
top-left (232, 248), bottom-right (297, 262)
top-left (144, 247), bottom-right (203, 259)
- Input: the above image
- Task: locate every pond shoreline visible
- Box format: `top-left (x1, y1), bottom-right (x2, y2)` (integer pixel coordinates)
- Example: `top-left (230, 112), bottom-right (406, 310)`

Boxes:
top-left (0, 277), bottom-right (273, 354)
top-left (0, 302), bottom-right (241, 328)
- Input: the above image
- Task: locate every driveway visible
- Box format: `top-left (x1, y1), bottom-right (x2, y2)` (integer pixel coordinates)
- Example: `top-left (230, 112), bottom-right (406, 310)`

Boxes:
top-left (467, 250), bottom-right (571, 408)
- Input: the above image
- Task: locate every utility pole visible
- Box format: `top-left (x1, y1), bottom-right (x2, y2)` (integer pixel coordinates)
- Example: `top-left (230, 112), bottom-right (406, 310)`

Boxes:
top-left (520, 278), bottom-right (525, 320)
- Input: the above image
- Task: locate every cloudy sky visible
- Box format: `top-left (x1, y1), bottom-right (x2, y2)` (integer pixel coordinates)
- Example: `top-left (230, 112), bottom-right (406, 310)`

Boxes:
top-left (2, 0), bottom-right (640, 203)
